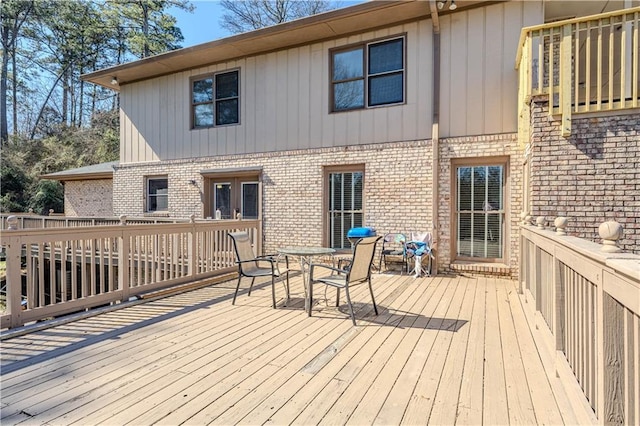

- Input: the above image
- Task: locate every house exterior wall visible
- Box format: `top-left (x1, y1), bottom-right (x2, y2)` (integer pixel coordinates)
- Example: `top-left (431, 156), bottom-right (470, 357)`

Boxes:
top-left (118, 0), bottom-right (543, 164)
top-left (63, 179), bottom-right (114, 217)
top-left (438, 0), bottom-right (542, 138)
top-left (437, 133), bottom-right (523, 278)
top-left (119, 20), bottom-right (434, 163)
top-left (528, 97), bottom-right (640, 254)
top-left (113, 140), bottom-right (433, 254)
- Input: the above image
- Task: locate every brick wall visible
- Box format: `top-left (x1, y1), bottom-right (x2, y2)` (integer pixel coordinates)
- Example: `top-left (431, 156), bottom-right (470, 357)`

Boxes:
top-left (438, 133), bottom-right (524, 278)
top-left (113, 140), bottom-right (433, 255)
top-left (64, 179), bottom-right (114, 217)
top-left (113, 135), bottom-right (524, 277)
top-left (528, 97), bottom-right (639, 254)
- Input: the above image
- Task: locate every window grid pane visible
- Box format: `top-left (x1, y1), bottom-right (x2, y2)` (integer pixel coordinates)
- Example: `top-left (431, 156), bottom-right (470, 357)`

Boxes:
top-left (241, 182), bottom-right (259, 220)
top-left (455, 165), bottom-right (504, 259)
top-left (328, 171), bottom-right (364, 250)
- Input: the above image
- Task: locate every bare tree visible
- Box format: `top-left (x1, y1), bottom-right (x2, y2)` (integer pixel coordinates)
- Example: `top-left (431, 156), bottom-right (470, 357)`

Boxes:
top-left (220, 0), bottom-right (335, 34)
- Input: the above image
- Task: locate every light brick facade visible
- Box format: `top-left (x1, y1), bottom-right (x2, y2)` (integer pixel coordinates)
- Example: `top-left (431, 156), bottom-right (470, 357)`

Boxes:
top-left (64, 179), bottom-right (114, 217)
top-left (113, 140), bottom-right (434, 256)
top-left (112, 134), bottom-right (525, 278)
top-left (438, 133), bottom-right (524, 277)
top-left (528, 97), bottom-right (640, 254)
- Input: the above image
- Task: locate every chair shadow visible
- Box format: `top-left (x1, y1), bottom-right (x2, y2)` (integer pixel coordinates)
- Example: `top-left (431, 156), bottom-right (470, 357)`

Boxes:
top-left (313, 302), bottom-right (468, 331)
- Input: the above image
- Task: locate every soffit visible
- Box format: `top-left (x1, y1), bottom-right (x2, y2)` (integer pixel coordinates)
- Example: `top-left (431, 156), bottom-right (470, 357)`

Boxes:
top-left (82, 0), bottom-right (441, 90)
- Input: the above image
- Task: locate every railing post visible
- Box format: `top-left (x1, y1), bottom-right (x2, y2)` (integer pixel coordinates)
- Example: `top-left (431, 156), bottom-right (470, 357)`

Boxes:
top-left (5, 216), bottom-right (23, 328)
top-left (554, 216), bottom-right (568, 235)
top-left (599, 220), bottom-right (623, 253)
top-left (189, 214), bottom-right (196, 277)
top-left (560, 23), bottom-right (573, 136)
top-left (119, 215), bottom-right (130, 302)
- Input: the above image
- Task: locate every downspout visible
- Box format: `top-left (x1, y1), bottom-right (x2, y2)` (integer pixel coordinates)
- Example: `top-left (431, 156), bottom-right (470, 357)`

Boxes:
top-left (429, 0), bottom-right (441, 275)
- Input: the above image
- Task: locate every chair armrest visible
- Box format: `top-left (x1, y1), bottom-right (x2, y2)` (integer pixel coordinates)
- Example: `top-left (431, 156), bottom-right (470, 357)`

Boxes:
top-left (310, 263), bottom-right (347, 281)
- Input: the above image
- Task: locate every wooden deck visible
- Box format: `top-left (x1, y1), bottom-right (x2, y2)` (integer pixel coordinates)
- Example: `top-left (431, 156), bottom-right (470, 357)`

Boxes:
top-left (0, 272), bottom-right (592, 425)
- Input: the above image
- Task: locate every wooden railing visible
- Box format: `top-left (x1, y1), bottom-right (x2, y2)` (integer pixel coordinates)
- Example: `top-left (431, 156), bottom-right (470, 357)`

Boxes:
top-left (520, 218), bottom-right (639, 424)
top-left (0, 217), bottom-right (262, 329)
top-left (516, 8), bottom-right (640, 141)
top-left (0, 213), bottom-right (189, 230)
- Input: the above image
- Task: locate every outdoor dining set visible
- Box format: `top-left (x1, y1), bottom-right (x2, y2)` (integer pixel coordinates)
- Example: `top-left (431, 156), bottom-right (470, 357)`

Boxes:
top-left (228, 228), bottom-right (434, 326)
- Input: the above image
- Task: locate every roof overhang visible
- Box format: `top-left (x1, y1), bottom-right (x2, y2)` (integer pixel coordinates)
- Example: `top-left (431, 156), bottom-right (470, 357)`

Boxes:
top-left (82, 0), bottom-right (453, 90)
top-left (41, 161), bottom-right (118, 181)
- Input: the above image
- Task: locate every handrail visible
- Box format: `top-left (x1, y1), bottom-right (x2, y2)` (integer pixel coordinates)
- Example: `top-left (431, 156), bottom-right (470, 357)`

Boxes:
top-left (519, 219), bottom-right (639, 424)
top-left (515, 7), bottom-right (640, 67)
top-left (0, 218), bottom-right (262, 329)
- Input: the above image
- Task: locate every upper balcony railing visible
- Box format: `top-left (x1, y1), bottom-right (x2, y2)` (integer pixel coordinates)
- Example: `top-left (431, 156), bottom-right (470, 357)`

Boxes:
top-left (516, 8), bottom-right (640, 141)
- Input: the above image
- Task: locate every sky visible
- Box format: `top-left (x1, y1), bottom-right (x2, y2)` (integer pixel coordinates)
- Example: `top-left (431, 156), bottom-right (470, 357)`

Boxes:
top-left (171, 0), bottom-right (366, 48)
top-left (170, 1), bottom-right (230, 47)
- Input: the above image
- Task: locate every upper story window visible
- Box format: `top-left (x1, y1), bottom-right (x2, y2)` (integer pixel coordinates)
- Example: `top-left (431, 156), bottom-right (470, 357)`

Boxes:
top-left (331, 36), bottom-right (405, 112)
top-left (192, 70), bottom-right (239, 129)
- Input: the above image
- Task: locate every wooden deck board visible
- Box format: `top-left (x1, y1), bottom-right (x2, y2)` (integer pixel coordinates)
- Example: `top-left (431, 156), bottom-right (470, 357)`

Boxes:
top-left (400, 274), bottom-right (469, 424)
top-left (455, 274), bottom-right (487, 425)
top-left (0, 274), bottom-right (592, 425)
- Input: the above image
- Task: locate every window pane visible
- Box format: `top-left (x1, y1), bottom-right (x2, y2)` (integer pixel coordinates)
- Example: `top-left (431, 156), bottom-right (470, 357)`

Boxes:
top-left (333, 48), bottom-right (363, 80)
top-left (152, 195), bottom-right (168, 211)
top-left (473, 167), bottom-right (486, 211)
top-left (216, 99), bottom-right (239, 125)
top-left (353, 172), bottom-right (363, 210)
top-left (458, 212), bottom-right (471, 257)
top-left (194, 103), bottom-right (214, 127)
top-left (487, 214), bottom-right (502, 258)
top-left (368, 73), bottom-right (403, 106)
top-left (242, 183), bottom-right (259, 220)
top-left (343, 173), bottom-right (353, 210)
top-left (458, 167), bottom-right (472, 211)
top-left (215, 71), bottom-right (238, 99)
top-left (487, 166), bottom-right (503, 210)
top-left (472, 213), bottom-right (486, 258)
top-left (193, 79), bottom-right (213, 103)
top-left (149, 179), bottom-right (167, 195)
top-left (214, 183), bottom-right (232, 219)
top-left (334, 80), bottom-right (364, 111)
top-left (369, 38), bottom-right (403, 75)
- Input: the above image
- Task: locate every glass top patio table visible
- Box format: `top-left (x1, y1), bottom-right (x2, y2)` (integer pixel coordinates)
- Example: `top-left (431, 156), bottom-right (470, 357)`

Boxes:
top-left (277, 247), bottom-right (336, 312)
top-left (277, 247), bottom-right (336, 257)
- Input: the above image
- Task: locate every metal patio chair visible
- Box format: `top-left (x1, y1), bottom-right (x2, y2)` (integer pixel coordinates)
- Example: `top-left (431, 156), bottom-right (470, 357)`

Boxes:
top-left (379, 232), bottom-right (409, 273)
top-left (228, 231), bottom-right (290, 308)
top-left (308, 235), bottom-right (382, 326)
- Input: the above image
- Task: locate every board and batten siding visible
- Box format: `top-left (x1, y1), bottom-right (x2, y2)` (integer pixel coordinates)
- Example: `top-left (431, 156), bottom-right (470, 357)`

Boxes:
top-left (120, 20), bottom-right (433, 163)
top-left (439, 1), bottom-right (544, 137)
top-left (120, 0), bottom-right (546, 163)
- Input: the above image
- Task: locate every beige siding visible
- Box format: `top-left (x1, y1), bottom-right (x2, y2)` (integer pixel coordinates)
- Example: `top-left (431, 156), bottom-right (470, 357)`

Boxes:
top-left (120, 20), bottom-right (433, 163)
top-left (439, 1), bottom-right (544, 137)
